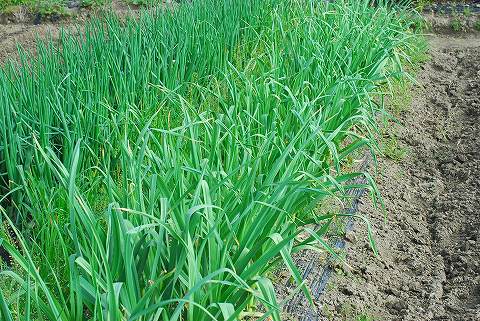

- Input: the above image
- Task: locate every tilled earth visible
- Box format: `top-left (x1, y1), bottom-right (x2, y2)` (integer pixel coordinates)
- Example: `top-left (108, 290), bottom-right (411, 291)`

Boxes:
top-left (0, 0), bottom-right (158, 64)
top-left (0, 23), bottom-right (63, 63)
top-left (315, 34), bottom-right (480, 320)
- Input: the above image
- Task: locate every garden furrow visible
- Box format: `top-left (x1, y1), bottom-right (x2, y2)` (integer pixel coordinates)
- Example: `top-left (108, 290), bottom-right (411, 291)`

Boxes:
top-left (316, 33), bottom-right (480, 321)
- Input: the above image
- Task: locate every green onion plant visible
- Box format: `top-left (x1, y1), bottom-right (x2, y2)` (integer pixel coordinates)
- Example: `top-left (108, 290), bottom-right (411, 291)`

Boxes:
top-left (0, 0), bottom-right (416, 320)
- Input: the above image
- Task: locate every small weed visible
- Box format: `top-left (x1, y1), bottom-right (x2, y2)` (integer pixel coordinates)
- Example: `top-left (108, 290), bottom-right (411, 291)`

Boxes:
top-left (81, 0), bottom-right (107, 8)
top-left (263, 261), bottom-right (284, 284)
top-left (382, 34), bottom-right (427, 119)
top-left (126, 0), bottom-right (152, 5)
top-left (409, 36), bottom-right (430, 67)
top-left (357, 314), bottom-right (375, 321)
top-left (326, 281), bottom-right (336, 292)
top-left (382, 130), bottom-right (408, 162)
top-left (388, 79), bottom-right (413, 115)
top-left (463, 7), bottom-right (472, 17)
top-left (416, 0), bottom-right (432, 12)
top-left (409, 14), bottom-right (428, 32)
top-left (475, 19), bottom-right (480, 31)
top-left (451, 18), bottom-right (462, 32)
top-left (323, 304), bottom-right (336, 320)
top-left (383, 137), bottom-right (407, 161)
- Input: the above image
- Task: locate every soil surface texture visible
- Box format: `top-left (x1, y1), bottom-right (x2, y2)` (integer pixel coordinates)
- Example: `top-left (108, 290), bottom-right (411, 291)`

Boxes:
top-left (0, 22), bottom-right (63, 63)
top-left (312, 34), bottom-right (480, 320)
top-left (0, 0), bottom-right (163, 64)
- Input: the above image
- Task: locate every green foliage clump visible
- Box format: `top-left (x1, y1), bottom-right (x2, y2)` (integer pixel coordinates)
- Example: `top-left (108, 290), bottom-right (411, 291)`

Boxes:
top-left (451, 17), bottom-right (463, 31)
top-left (0, 0), bottom-right (67, 16)
top-left (0, 0), bottom-right (417, 319)
top-left (0, 0), bottom-right (27, 10)
top-left (474, 19), bottom-right (480, 31)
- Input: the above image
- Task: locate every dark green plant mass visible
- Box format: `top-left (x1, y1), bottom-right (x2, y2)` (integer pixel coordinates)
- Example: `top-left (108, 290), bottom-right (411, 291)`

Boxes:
top-left (0, 0), bottom-right (416, 320)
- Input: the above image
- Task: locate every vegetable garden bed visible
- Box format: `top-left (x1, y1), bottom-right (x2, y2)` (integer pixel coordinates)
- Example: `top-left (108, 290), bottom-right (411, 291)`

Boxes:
top-left (0, 0), bottom-right (417, 319)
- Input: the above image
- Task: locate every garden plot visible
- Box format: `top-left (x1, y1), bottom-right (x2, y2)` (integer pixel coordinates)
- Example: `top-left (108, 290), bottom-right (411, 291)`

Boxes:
top-left (0, 0), bottom-right (445, 320)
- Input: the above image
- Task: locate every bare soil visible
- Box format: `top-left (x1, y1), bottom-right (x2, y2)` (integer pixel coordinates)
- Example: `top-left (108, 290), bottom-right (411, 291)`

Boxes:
top-left (0, 0), bottom-right (161, 64)
top-left (316, 33), bottom-right (480, 320)
top-left (0, 22), bottom-right (63, 63)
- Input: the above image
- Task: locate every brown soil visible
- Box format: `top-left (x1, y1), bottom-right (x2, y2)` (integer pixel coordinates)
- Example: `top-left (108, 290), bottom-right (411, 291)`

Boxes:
top-left (0, 22), bottom-right (63, 63)
top-left (314, 33), bottom-right (480, 320)
top-left (424, 13), bottom-right (480, 33)
top-left (0, 0), bottom-right (164, 64)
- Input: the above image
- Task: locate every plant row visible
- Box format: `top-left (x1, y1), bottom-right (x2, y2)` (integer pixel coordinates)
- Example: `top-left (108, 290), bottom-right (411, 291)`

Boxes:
top-left (0, 0), bottom-right (414, 320)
